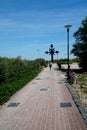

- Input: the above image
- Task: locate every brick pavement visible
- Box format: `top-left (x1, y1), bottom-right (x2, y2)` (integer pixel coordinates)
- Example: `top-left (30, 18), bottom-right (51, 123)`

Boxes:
top-left (0, 63), bottom-right (87, 130)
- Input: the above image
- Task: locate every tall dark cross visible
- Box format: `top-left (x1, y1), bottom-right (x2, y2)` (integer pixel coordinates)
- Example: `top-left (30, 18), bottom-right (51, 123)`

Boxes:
top-left (45, 44), bottom-right (59, 62)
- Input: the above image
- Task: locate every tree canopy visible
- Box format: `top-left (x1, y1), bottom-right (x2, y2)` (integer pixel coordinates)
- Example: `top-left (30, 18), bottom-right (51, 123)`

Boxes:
top-left (71, 16), bottom-right (87, 70)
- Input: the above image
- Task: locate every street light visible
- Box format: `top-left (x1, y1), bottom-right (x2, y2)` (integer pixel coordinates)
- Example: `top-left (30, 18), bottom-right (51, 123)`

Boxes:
top-left (45, 44), bottom-right (59, 62)
top-left (64, 25), bottom-right (72, 80)
top-left (55, 50), bottom-right (59, 60)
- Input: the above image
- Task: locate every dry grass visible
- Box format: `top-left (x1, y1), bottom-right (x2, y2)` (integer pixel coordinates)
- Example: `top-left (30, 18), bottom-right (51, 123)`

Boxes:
top-left (72, 83), bottom-right (87, 112)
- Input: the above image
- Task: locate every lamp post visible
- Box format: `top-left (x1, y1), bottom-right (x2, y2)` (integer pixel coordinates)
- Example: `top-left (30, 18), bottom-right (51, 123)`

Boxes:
top-left (64, 25), bottom-right (72, 80)
top-left (55, 50), bottom-right (59, 61)
top-left (45, 44), bottom-right (59, 62)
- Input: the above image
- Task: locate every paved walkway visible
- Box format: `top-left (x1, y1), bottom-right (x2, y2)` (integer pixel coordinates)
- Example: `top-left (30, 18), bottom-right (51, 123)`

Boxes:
top-left (0, 63), bottom-right (86, 130)
top-left (61, 63), bottom-right (80, 69)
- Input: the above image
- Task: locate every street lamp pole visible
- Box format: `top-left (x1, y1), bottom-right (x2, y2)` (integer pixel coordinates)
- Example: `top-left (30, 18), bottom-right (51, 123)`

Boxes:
top-left (64, 25), bottom-right (72, 80)
top-left (45, 44), bottom-right (59, 63)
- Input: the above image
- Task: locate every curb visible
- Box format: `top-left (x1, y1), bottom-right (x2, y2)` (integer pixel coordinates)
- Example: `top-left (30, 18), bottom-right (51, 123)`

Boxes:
top-left (65, 81), bottom-right (87, 127)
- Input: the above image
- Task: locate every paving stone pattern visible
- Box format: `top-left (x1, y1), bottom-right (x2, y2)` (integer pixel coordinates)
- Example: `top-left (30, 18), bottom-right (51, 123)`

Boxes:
top-left (0, 63), bottom-right (87, 130)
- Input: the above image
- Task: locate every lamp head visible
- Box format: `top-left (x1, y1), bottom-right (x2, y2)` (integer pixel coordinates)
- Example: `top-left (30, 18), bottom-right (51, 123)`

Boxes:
top-left (64, 25), bottom-right (72, 31)
top-left (45, 51), bottom-right (49, 54)
top-left (50, 44), bottom-right (53, 48)
top-left (55, 51), bottom-right (59, 54)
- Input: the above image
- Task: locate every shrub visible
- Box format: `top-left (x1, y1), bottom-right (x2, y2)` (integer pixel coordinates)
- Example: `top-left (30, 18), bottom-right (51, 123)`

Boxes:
top-left (0, 57), bottom-right (47, 104)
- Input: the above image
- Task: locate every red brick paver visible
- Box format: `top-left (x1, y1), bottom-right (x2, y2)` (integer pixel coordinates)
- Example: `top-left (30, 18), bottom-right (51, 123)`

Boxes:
top-left (0, 63), bottom-right (86, 130)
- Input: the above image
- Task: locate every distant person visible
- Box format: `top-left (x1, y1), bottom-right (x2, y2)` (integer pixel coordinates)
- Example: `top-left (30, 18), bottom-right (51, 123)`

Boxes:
top-left (49, 62), bottom-right (52, 70)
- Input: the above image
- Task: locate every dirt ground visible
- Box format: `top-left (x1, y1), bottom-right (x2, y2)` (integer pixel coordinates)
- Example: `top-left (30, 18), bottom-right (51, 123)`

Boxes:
top-left (72, 83), bottom-right (87, 113)
top-left (62, 63), bottom-right (87, 113)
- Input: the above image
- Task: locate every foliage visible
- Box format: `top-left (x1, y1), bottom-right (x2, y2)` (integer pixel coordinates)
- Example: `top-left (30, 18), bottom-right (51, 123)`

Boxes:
top-left (56, 58), bottom-right (79, 64)
top-left (0, 57), bottom-right (47, 104)
top-left (71, 16), bottom-right (87, 70)
top-left (77, 73), bottom-right (87, 86)
top-left (35, 58), bottom-right (47, 67)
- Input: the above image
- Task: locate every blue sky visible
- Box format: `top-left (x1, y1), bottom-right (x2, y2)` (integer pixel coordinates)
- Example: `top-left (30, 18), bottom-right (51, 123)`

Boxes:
top-left (0, 0), bottom-right (87, 60)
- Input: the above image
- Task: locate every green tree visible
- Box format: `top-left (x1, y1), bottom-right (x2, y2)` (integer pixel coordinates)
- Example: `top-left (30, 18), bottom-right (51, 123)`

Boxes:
top-left (71, 16), bottom-right (87, 70)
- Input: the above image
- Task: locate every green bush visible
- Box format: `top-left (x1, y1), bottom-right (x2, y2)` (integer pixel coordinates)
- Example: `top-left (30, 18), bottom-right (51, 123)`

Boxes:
top-left (56, 58), bottom-right (80, 64)
top-left (0, 57), bottom-right (47, 105)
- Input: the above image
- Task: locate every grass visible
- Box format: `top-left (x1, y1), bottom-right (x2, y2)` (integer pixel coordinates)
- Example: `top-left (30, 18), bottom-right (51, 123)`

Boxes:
top-left (70, 72), bottom-right (87, 112)
top-left (77, 73), bottom-right (87, 86)
top-left (0, 69), bottom-right (41, 105)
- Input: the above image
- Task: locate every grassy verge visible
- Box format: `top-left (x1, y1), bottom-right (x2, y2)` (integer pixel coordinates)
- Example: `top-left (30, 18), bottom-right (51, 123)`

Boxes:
top-left (77, 73), bottom-right (87, 86)
top-left (70, 73), bottom-right (87, 112)
top-left (0, 69), bottom-right (41, 105)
